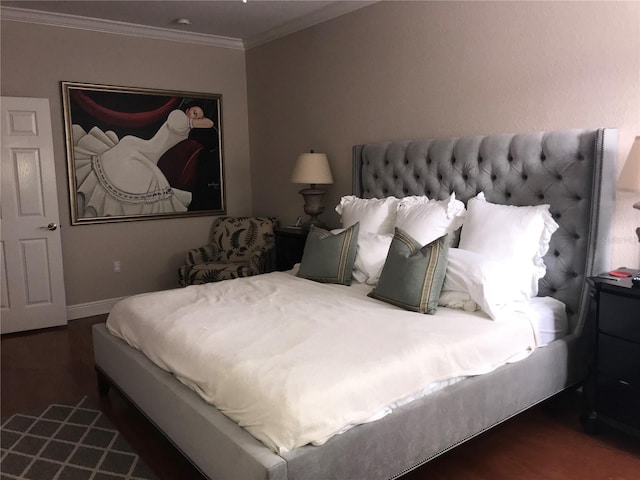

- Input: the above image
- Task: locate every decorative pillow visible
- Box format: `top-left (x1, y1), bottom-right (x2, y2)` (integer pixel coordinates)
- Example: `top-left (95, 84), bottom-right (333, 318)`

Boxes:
top-left (439, 248), bottom-right (530, 320)
top-left (395, 193), bottom-right (466, 246)
top-left (297, 223), bottom-right (359, 285)
top-left (368, 229), bottom-right (449, 314)
top-left (458, 192), bottom-right (559, 297)
top-left (335, 196), bottom-right (399, 234)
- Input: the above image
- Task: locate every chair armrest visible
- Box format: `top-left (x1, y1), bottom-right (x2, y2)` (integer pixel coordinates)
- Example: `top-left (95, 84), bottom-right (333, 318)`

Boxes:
top-left (185, 244), bottom-right (221, 265)
top-left (249, 244), bottom-right (276, 273)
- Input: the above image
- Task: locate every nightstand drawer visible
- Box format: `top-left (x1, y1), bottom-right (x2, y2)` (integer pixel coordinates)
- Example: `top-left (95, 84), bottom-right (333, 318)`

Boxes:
top-left (596, 374), bottom-right (640, 429)
top-left (584, 274), bottom-right (640, 437)
top-left (598, 292), bottom-right (640, 343)
top-left (598, 334), bottom-right (640, 386)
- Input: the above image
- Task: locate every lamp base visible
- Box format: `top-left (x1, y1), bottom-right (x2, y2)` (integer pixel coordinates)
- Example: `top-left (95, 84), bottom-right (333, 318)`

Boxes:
top-left (299, 187), bottom-right (327, 230)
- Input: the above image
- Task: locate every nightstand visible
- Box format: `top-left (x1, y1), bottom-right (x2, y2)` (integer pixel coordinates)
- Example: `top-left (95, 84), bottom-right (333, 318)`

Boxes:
top-left (583, 270), bottom-right (640, 436)
top-left (274, 226), bottom-right (309, 271)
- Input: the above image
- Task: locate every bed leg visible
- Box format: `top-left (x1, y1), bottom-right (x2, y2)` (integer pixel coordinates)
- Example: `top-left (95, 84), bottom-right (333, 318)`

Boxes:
top-left (95, 366), bottom-right (111, 397)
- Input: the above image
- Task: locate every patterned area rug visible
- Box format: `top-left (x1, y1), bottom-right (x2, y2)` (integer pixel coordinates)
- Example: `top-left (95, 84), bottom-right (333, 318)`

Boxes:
top-left (1, 397), bottom-right (158, 480)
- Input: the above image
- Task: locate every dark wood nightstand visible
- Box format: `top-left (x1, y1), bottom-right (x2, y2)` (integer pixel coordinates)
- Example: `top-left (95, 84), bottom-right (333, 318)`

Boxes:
top-left (583, 269), bottom-right (640, 437)
top-left (274, 226), bottom-right (309, 271)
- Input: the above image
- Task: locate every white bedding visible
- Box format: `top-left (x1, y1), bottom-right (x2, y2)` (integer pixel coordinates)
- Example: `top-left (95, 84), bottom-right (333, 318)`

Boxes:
top-left (106, 271), bottom-right (549, 454)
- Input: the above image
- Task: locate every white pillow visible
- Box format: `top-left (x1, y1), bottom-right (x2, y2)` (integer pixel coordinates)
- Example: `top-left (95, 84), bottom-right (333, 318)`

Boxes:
top-left (439, 248), bottom-right (531, 320)
top-left (331, 229), bottom-right (393, 285)
top-left (438, 290), bottom-right (478, 312)
top-left (458, 192), bottom-right (558, 297)
top-left (335, 196), bottom-right (399, 234)
top-left (352, 232), bottom-right (394, 284)
top-left (395, 193), bottom-right (466, 245)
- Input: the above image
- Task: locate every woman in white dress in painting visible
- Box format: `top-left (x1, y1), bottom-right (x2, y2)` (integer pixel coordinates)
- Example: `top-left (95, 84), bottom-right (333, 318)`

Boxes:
top-left (72, 104), bottom-right (213, 217)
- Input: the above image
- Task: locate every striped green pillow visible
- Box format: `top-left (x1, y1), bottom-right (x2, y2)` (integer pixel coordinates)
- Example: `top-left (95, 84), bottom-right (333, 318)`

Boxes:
top-left (369, 229), bottom-right (449, 314)
top-left (297, 223), bottom-right (359, 285)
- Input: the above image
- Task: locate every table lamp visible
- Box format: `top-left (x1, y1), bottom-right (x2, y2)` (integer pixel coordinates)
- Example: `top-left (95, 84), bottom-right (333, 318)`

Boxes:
top-left (618, 136), bottom-right (640, 242)
top-left (290, 151), bottom-right (333, 228)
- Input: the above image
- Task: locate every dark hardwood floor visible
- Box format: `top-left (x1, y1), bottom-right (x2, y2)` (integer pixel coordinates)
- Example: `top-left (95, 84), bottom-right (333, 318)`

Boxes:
top-left (2, 316), bottom-right (639, 479)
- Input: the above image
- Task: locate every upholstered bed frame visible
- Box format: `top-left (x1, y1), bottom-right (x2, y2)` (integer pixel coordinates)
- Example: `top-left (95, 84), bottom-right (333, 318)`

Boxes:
top-left (93, 128), bottom-right (616, 480)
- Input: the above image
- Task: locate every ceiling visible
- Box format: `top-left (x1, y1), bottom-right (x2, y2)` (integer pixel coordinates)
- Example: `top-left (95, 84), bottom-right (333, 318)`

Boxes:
top-left (0, 0), bottom-right (375, 49)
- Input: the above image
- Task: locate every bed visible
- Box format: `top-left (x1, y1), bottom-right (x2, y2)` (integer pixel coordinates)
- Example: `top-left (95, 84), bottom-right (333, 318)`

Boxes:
top-left (93, 127), bottom-right (616, 480)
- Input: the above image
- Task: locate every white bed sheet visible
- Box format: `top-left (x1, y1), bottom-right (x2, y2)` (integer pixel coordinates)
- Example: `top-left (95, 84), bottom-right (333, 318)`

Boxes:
top-left (517, 296), bottom-right (568, 346)
top-left (346, 280), bottom-right (568, 347)
top-left (107, 271), bottom-right (544, 454)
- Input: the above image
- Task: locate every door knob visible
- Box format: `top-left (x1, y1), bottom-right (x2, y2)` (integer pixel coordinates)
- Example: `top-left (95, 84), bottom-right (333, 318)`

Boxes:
top-left (40, 222), bottom-right (58, 231)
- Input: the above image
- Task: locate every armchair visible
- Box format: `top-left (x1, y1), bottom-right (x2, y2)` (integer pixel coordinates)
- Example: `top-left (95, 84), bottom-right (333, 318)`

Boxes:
top-left (178, 216), bottom-right (278, 286)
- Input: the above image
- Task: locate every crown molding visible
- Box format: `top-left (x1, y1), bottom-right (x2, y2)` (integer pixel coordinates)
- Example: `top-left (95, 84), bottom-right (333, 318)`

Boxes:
top-left (0, 6), bottom-right (245, 50)
top-left (244, 1), bottom-right (377, 49)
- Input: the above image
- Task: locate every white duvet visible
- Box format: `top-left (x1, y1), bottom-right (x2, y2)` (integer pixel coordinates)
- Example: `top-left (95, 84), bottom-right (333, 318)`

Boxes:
top-left (106, 271), bottom-right (539, 454)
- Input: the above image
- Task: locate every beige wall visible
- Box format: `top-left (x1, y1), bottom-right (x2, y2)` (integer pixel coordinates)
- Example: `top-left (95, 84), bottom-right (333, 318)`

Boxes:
top-left (247, 1), bottom-right (640, 268)
top-left (1, 21), bottom-right (252, 307)
top-left (2, 1), bottom-right (639, 312)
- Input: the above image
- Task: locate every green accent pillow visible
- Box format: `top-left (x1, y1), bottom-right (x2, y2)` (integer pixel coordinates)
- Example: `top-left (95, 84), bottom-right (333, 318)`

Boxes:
top-left (369, 229), bottom-right (449, 314)
top-left (297, 223), bottom-right (359, 285)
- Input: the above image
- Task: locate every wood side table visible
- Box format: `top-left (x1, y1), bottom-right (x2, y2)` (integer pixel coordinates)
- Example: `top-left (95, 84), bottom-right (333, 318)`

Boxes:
top-left (582, 270), bottom-right (640, 437)
top-left (274, 226), bottom-right (309, 271)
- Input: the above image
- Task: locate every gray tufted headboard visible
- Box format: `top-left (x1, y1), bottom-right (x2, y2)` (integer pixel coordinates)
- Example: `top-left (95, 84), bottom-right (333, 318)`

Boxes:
top-left (353, 129), bottom-right (617, 334)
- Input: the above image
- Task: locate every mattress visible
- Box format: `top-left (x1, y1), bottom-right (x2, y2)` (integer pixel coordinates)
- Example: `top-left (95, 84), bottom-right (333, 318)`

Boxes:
top-left (106, 271), bottom-right (562, 454)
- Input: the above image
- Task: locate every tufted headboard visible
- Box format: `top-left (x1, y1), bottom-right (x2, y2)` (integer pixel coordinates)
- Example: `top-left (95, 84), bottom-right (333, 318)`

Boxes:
top-left (353, 128), bottom-right (617, 334)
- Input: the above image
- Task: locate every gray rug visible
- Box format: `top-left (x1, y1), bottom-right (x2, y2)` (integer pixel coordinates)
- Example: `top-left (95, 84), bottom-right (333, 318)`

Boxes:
top-left (1, 397), bottom-right (158, 480)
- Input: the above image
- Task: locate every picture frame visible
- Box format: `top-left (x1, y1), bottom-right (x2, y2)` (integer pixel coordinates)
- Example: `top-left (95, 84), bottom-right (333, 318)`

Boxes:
top-left (61, 82), bottom-right (225, 224)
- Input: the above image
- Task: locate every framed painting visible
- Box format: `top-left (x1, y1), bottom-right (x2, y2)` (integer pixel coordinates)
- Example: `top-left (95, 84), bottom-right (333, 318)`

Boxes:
top-left (61, 82), bottom-right (225, 224)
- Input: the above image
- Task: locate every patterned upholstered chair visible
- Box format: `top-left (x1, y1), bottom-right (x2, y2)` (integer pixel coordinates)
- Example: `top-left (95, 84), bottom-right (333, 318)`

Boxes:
top-left (178, 216), bottom-right (278, 286)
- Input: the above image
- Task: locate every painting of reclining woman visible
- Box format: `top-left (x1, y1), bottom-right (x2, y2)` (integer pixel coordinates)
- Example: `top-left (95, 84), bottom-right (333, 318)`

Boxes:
top-left (62, 82), bottom-right (225, 224)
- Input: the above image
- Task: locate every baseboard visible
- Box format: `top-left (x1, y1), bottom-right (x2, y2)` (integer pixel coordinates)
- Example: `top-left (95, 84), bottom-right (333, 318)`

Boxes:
top-left (67, 297), bottom-right (127, 321)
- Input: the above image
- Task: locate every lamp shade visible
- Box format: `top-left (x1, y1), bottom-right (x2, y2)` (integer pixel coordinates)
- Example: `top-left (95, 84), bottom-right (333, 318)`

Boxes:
top-left (618, 136), bottom-right (640, 192)
top-left (290, 153), bottom-right (333, 185)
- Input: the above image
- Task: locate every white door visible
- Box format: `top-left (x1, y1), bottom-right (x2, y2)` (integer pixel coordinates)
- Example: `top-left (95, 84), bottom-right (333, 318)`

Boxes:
top-left (1, 97), bottom-right (67, 333)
